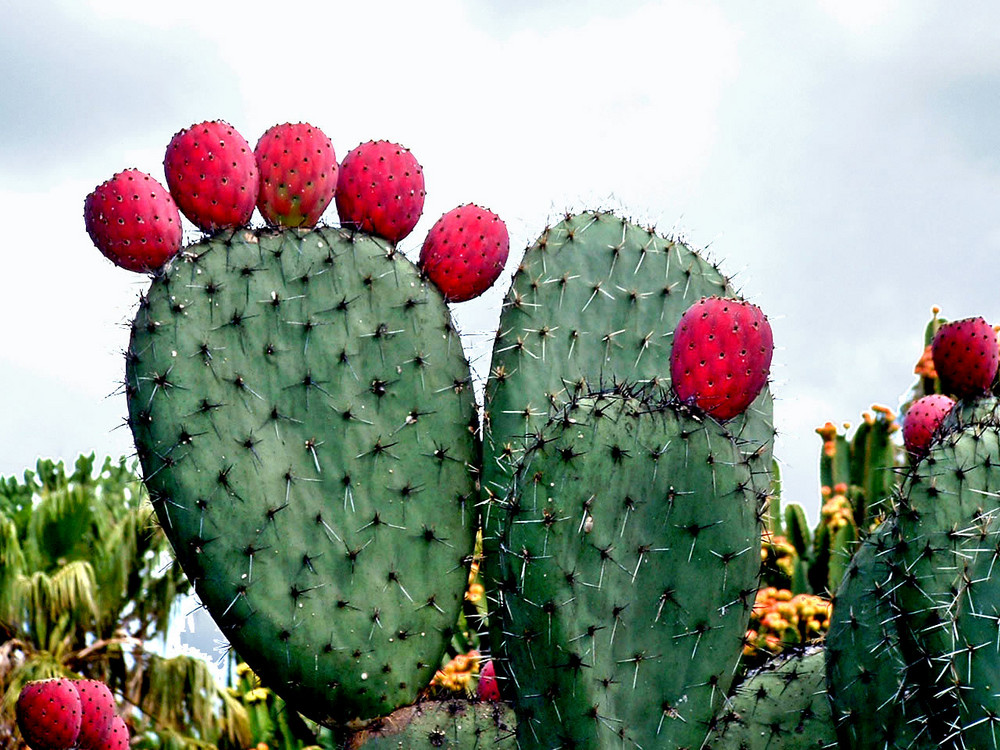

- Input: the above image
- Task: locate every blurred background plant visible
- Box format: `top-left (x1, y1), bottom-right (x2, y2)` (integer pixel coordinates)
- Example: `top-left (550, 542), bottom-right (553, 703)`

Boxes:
top-left (0, 455), bottom-right (248, 749)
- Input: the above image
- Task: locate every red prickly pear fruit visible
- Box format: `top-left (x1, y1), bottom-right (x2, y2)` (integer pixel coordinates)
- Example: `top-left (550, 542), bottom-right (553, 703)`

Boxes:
top-left (335, 140), bottom-right (425, 242)
top-left (164, 120), bottom-right (259, 232)
top-left (669, 296), bottom-right (773, 422)
top-left (477, 659), bottom-right (501, 702)
top-left (419, 204), bottom-right (509, 303)
top-left (254, 122), bottom-right (338, 228)
top-left (74, 680), bottom-right (116, 750)
top-left (931, 316), bottom-right (999, 399)
top-left (903, 394), bottom-right (955, 459)
top-left (84, 169), bottom-right (182, 273)
top-left (16, 678), bottom-right (82, 750)
top-left (105, 715), bottom-right (129, 750)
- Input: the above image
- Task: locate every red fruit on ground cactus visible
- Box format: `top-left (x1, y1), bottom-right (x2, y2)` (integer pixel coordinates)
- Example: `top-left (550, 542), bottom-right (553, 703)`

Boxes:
top-left (105, 716), bottom-right (129, 750)
top-left (902, 394), bottom-right (955, 459)
top-left (74, 680), bottom-right (116, 750)
top-left (669, 296), bottom-right (773, 421)
top-left (477, 660), bottom-right (501, 702)
top-left (84, 169), bottom-right (182, 273)
top-left (931, 317), bottom-right (999, 399)
top-left (16, 679), bottom-right (82, 750)
top-left (254, 122), bottom-right (338, 228)
top-left (164, 120), bottom-right (259, 231)
top-left (335, 140), bottom-right (425, 242)
top-left (419, 204), bottom-right (509, 303)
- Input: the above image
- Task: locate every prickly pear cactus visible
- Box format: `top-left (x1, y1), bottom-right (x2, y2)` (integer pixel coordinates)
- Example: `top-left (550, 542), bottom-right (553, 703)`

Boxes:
top-left (824, 396), bottom-right (1000, 748)
top-left (497, 390), bottom-right (761, 749)
top-left (891, 396), bottom-right (1000, 746)
top-left (706, 647), bottom-right (837, 749)
top-left (825, 519), bottom-right (924, 749)
top-left (126, 227), bottom-right (479, 724)
top-left (481, 211), bottom-right (775, 517)
top-left (345, 699), bottom-right (517, 749)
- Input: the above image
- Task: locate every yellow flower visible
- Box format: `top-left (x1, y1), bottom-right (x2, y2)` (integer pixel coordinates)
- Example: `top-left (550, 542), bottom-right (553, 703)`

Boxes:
top-left (244, 687), bottom-right (269, 705)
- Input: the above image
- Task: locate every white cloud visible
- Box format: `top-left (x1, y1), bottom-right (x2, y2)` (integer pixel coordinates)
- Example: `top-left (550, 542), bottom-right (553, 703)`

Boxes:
top-left (816, 0), bottom-right (900, 32)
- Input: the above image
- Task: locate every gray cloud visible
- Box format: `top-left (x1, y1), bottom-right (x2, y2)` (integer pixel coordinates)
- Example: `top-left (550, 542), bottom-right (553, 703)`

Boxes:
top-left (677, 2), bottom-right (1000, 507)
top-left (0, 2), bottom-right (244, 187)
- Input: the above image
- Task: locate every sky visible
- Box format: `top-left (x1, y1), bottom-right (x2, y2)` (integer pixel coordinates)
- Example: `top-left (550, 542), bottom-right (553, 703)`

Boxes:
top-left (4, 0), bottom-right (1000, 533)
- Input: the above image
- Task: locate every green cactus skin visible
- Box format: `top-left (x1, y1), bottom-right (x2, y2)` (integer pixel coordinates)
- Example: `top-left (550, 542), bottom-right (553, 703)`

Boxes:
top-left (892, 398), bottom-right (1000, 746)
top-left (497, 391), bottom-right (760, 749)
top-left (126, 227), bottom-right (479, 725)
top-left (825, 519), bottom-right (928, 750)
top-left (345, 699), bottom-right (517, 749)
top-left (705, 647), bottom-right (837, 749)
top-left (481, 211), bottom-right (775, 534)
top-left (950, 513), bottom-right (1000, 749)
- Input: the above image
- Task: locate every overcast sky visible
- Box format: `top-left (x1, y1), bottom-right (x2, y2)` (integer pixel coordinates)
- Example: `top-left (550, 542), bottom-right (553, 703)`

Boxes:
top-left (3, 0), bottom-right (999, 527)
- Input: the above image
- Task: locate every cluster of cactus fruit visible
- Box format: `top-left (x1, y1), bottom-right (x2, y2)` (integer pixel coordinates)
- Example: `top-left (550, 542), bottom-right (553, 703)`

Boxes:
top-left (15, 678), bottom-right (127, 750)
top-left (74, 116), bottom-right (1000, 749)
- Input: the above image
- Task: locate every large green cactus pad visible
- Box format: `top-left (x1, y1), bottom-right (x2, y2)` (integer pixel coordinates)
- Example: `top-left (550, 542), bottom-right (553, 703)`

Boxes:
top-left (346, 699), bottom-right (517, 749)
top-left (126, 228), bottom-right (479, 724)
top-left (497, 391), bottom-right (760, 749)
top-left (482, 211), bottom-right (774, 510)
top-left (705, 647), bottom-right (837, 749)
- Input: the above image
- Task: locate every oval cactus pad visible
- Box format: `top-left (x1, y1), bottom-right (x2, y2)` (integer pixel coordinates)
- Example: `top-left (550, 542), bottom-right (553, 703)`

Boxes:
top-left (126, 227), bottom-right (479, 724)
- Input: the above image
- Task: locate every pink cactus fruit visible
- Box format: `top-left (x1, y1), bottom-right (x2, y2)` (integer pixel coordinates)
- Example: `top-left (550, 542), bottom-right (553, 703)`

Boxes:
top-left (669, 296), bottom-right (774, 422)
top-left (931, 316), bottom-right (999, 399)
top-left (74, 679), bottom-right (116, 750)
top-left (254, 122), bottom-right (338, 228)
top-left (15, 678), bottom-right (82, 750)
top-left (105, 715), bottom-right (129, 750)
top-left (902, 394), bottom-right (955, 459)
top-left (477, 659), bottom-right (501, 702)
top-left (164, 119), bottom-right (259, 231)
top-left (335, 140), bottom-right (425, 242)
top-left (419, 204), bottom-right (509, 303)
top-left (84, 169), bottom-right (182, 273)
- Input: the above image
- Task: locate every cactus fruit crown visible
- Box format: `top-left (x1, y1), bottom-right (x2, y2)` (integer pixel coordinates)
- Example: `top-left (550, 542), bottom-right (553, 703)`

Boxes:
top-left (87, 118), bottom-right (784, 748)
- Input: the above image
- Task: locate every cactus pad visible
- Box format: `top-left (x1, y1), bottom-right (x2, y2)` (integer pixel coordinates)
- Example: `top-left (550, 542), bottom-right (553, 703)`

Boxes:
top-left (126, 227), bottom-right (479, 724)
top-left (497, 391), bottom-right (760, 748)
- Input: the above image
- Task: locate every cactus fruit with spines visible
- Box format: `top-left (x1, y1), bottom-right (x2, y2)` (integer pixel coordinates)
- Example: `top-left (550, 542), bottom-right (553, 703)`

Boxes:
top-left (930, 316), bottom-right (999, 399)
top-left (16, 679), bottom-right (83, 750)
top-left (164, 120), bottom-right (260, 231)
top-left (670, 296), bottom-right (773, 421)
top-left (335, 140), bottom-right (426, 243)
top-left (84, 169), bottom-right (183, 273)
top-left (254, 122), bottom-right (338, 228)
top-left (74, 679), bottom-right (116, 750)
top-left (497, 390), bottom-right (761, 748)
top-left (901, 393), bottom-right (955, 458)
top-left (419, 204), bottom-right (510, 303)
